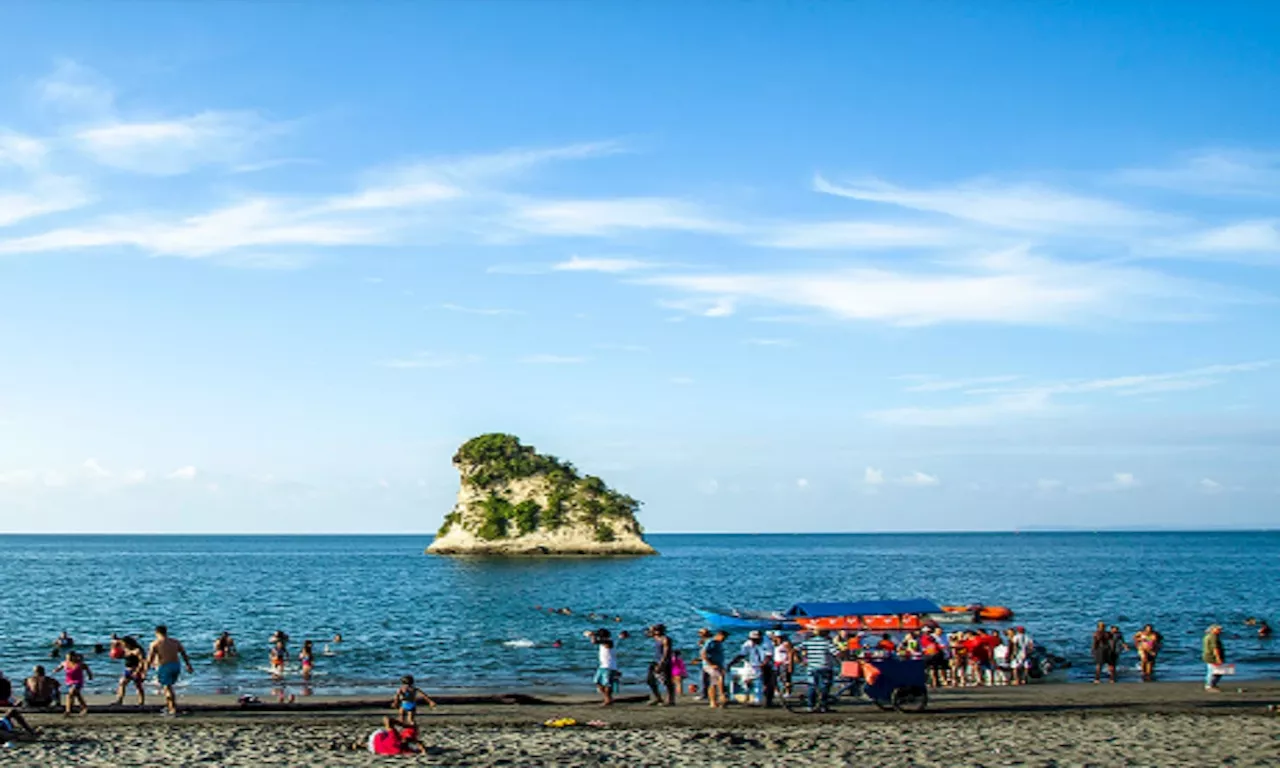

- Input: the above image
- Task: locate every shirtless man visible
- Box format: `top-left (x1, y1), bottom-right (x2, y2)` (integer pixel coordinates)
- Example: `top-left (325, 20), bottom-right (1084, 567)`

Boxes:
top-left (146, 625), bottom-right (194, 715)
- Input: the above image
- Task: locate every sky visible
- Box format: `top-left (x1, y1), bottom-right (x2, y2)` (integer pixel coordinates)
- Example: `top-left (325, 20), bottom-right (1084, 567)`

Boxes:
top-left (1, 1), bottom-right (1278, 533)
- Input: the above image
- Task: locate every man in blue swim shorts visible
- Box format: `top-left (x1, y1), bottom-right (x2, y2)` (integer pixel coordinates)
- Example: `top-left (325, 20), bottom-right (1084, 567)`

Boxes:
top-left (146, 625), bottom-right (194, 716)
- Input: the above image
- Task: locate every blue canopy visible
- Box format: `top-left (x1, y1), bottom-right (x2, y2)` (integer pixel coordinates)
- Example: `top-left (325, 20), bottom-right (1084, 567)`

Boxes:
top-left (784, 599), bottom-right (942, 618)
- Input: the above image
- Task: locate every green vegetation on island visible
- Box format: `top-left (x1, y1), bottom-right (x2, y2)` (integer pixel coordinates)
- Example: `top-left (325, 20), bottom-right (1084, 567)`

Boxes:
top-left (439, 433), bottom-right (645, 543)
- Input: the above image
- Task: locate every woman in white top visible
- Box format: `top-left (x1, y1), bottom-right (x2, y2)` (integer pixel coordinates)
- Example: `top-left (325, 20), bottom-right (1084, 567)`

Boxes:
top-left (771, 632), bottom-right (795, 696)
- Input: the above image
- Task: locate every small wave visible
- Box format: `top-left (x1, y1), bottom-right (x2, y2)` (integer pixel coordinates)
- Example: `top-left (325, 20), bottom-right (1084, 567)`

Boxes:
top-left (503, 639), bottom-right (536, 649)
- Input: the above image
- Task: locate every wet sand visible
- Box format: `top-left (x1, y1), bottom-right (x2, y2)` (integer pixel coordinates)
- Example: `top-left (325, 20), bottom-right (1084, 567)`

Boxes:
top-left (8, 681), bottom-right (1280, 766)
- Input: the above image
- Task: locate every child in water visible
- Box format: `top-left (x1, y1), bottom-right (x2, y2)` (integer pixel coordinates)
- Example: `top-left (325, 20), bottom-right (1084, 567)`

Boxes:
top-left (392, 675), bottom-right (437, 724)
top-left (270, 642), bottom-right (288, 678)
top-left (54, 652), bottom-right (93, 716)
top-left (299, 640), bottom-right (315, 681)
top-left (670, 650), bottom-right (687, 701)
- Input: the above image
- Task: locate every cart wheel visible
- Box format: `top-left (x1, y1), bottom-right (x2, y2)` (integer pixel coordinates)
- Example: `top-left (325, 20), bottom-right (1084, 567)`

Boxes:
top-left (891, 685), bottom-right (928, 713)
top-left (872, 696), bottom-right (894, 711)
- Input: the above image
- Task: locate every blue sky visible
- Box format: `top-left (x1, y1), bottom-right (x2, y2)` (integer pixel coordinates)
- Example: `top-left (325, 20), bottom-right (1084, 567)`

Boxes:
top-left (1, 2), bottom-right (1278, 533)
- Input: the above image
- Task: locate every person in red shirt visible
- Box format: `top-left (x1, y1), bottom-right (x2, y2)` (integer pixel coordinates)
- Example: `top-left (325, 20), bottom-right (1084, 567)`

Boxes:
top-left (964, 632), bottom-right (995, 686)
top-left (876, 634), bottom-right (896, 654)
top-left (368, 716), bottom-right (404, 755)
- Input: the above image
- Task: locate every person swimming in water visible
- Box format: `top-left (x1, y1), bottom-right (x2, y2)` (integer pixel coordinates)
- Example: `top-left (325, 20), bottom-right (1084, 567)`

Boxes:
top-left (52, 631), bottom-right (74, 652)
top-left (1259, 620), bottom-right (1273, 639)
top-left (213, 632), bottom-right (237, 660)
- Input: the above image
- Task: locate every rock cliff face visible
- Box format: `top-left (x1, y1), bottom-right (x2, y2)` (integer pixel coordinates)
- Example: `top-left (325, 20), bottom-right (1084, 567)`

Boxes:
top-left (427, 434), bottom-right (656, 556)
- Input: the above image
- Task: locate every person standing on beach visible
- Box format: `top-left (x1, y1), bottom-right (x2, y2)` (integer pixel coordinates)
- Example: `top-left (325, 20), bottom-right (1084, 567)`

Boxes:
top-left (801, 629), bottom-right (838, 713)
top-left (585, 629), bottom-right (619, 706)
top-left (700, 630), bottom-right (727, 709)
top-left (694, 629), bottom-right (712, 701)
top-left (146, 625), bottom-right (194, 716)
top-left (53, 652), bottom-right (92, 716)
top-left (1203, 624), bottom-right (1226, 692)
top-left (1010, 627), bottom-right (1033, 686)
top-left (645, 624), bottom-right (675, 706)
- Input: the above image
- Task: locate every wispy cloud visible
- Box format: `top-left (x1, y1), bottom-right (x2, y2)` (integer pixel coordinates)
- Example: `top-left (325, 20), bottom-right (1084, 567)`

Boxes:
top-left (899, 470), bottom-right (940, 487)
top-left (506, 197), bottom-right (734, 237)
top-left (1116, 149), bottom-right (1280, 198)
top-left (552, 255), bottom-right (660, 273)
top-left (1166, 219), bottom-right (1280, 264)
top-left (520, 354), bottom-right (586, 365)
top-left (756, 220), bottom-right (962, 250)
top-left (644, 246), bottom-right (1230, 327)
top-left (74, 111), bottom-right (277, 175)
top-left (378, 352), bottom-right (481, 369)
top-left (814, 174), bottom-right (1167, 233)
top-left (863, 467), bottom-right (885, 486)
top-left (1100, 472), bottom-right (1140, 491)
top-left (440, 303), bottom-right (522, 316)
top-left (36, 59), bottom-right (115, 114)
top-left (898, 375), bottom-right (1021, 392)
top-left (870, 361), bottom-right (1274, 427)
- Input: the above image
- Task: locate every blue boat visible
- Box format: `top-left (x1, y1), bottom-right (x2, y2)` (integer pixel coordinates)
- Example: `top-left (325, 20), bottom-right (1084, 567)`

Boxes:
top-left (693, 607), bottom-right (799, 632)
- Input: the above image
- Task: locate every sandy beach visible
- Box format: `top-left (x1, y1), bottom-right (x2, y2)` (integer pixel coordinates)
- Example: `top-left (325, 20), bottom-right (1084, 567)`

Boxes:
top-left (7, 681), bottom-right (1279, 766)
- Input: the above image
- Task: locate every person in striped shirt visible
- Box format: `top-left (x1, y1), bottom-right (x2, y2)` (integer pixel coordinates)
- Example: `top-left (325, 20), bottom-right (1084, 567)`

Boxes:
top-left (801, 629), bottom-right (838, 712)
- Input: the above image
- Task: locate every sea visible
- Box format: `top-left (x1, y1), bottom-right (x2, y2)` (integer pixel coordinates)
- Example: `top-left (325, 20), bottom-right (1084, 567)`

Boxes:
top-left (0, 532), bottom-right (1275, 697)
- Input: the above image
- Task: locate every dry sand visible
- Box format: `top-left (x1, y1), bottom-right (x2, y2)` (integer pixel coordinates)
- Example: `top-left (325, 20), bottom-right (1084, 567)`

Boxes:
top-left (7, 682), bottom-right (1279, 766)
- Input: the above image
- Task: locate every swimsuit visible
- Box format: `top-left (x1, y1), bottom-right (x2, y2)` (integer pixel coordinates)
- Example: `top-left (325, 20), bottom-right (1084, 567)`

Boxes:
top-left (157, 661), bottom-right (182, 687)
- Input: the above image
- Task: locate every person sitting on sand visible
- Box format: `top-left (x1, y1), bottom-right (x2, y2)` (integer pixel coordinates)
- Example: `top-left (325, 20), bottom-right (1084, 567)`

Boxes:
top-left (392, 675), bottom-right (437, 724)
top-left (53, 652), bottom-right (92, 716)
top-left (146, 625), bottom-right (195, 716)
top-left (111, 636), bottom-right (147, 707)
top-left (214, 632), bottom-right (237, 660)
top-left (0, 670), bottom-right (38, 737)
top-left (23, 666), bottom-right (60, 709)
top-left (585, 629), bottom-right (619, 706)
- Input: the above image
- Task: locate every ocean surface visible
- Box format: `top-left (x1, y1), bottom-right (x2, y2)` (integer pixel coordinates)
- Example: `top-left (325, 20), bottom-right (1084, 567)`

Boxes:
top-left (0, 533), bottom-right (1275, 697)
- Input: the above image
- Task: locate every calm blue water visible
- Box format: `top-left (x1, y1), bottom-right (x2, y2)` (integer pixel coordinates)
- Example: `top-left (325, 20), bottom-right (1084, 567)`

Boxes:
top-left (0, 533), bottom-right (1275, 696)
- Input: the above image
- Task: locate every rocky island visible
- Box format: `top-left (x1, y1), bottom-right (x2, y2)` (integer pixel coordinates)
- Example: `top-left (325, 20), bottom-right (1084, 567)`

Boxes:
top-left (427, 433), bottom-right (656, 556)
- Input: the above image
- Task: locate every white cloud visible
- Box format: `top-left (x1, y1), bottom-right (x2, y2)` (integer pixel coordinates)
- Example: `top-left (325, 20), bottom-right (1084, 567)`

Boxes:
top-left (0, 175), bottom-right (91, 228)
top-left (1169, 219), bottom-right (1280, 263)
top-left (507, 197), bottom-right (733, 236)
top-left (870, 361), bottom-right (1273, 427)
top-left (898, 470), bottom-right (940, 487)
top-left (552, 255), bottom-right (660, 273)
top-left (814, 174), bottom-right (1167, 233)
top-left (82, 458), bottom-right (111, 478)
top-left (121, 469), bottom-right (148, 485)
top-left (0, 131), bottom-right (48, 168)
top-left (699, 478), bottom-right (720, 495)
top-left (36, 60), bottom-right (115, 114)
top-left (899, 375), bottom-right (1021, 393)
top-left (756, 220), bottom-right (961, 250)
top-left (378, 352), bottom-right (481, 369)
top-left (440, 303), bottom-right (522, 316)
top-left (863, 467), bottom-right (884, 486)
top-left (1116, 150), bottom-right (1280, 197)
top-left (0, 198), bottom-right (382, 261)
top-left (167, 466), bottom-right (198, 481)
top-left (1102, 472), bottom-right (1140, 491)
top-left (644, 246), bottom-right (1224, 327)
top-left (74, 111), bottom-right (276, 175)
top-left (796, 478), bottom-right (809, 490)
top-left (1199, 478), bottom-right (1223, 493)
top-left (520, 354), bottom-right (586, 365)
